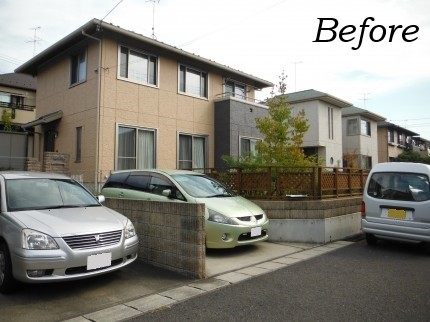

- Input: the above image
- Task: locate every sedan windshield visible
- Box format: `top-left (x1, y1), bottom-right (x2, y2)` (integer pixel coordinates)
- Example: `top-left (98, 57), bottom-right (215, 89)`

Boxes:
top-left (172, 174), bottom-right (234, 198)
top-left (6, 178), bottom-right (100, 211)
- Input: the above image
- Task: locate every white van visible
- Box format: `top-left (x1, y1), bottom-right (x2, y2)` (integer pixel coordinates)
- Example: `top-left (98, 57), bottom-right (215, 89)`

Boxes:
top-left (361, 162), bottom-right (430, 245)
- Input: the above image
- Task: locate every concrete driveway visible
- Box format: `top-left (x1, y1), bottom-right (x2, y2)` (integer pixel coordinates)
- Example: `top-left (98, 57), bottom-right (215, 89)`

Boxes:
top-left (0, 241), bottom-right (347, 322)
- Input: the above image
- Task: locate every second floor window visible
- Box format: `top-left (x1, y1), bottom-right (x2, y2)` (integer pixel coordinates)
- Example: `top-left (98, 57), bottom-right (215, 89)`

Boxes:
top-left (347, 118), bottom-right (358, 135)
top-left (360, 120), bottom-right (371, 136)
top-left (388, 129), bottom-right (394, 143)
top-left (225, 80), bottom-right (246, 99)
top-left (179, 65), bottom-right (208, 98)
top-left (119, 46), bottom-right (157, 86)
top-left (70, 50), bottom-right (87, 85)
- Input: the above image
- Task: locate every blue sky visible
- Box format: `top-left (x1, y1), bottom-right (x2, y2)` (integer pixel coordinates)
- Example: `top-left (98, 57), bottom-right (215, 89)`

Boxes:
top-left (1, 0), bottom-right (429, 138)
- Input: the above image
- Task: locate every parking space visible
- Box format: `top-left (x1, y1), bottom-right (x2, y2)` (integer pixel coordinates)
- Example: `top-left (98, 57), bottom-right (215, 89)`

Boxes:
top-left (1, 241), bottom-right (332, 322)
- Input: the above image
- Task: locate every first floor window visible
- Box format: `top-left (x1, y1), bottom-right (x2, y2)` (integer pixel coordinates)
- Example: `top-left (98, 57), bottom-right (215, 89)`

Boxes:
top-left (70, 49), bottom-right (87, 85)
top-left (117, 126), bottom-right (156, 170)
top-left (178, 134), bottom-right (207, 169)
top-left (240, 137), bottom-right (260, 158)
top-left (179, 65), bottom-right (208, 98)
top-left (75, 127), bottom-right (82, 163)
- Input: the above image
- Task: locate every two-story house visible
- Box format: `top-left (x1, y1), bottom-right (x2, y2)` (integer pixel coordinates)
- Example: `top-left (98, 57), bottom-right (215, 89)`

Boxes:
top-left (0, 73), bottom-right (37, 170)
top-left (0, 73), bottom-right (36, 129)
top-left (377, 121), bottom-right (419, 162)
top-left (286, 89), bottom-right (351, 167)
top-left (16, 19), bottom-right (272, 191)
top-left (341, 106), bottom-right (385, 169)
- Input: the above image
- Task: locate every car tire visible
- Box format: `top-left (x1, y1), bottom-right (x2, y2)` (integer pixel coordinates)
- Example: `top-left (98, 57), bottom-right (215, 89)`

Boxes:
top-left (0, 242), bottom-right (16, 294)
top-left (365, 233), bottom-right (378, 246)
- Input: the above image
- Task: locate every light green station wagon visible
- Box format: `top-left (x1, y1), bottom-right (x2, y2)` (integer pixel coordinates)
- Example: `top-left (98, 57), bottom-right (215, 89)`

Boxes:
top-left (101, 169), bottom-right (269, 249)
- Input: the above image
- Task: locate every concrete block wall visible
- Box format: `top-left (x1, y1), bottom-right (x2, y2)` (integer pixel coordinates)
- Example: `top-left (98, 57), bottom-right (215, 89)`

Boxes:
top-left (255, 197), bottom-right (362, 243)
top-left (104, 198), bottom-right (206, 279)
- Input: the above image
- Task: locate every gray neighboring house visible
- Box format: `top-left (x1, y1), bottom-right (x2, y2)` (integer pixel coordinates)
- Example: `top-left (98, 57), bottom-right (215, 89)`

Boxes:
top-left (286, 89), bottom-right (352, 167)
top-left (342, 106), bottom-right (385, 169)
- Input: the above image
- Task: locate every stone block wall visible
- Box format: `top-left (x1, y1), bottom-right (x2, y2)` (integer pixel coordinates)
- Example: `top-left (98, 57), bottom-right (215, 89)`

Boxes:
top-left (104, 198), bottom-right (206, 279)
top-left (43, 152), bottom-right (69, 174)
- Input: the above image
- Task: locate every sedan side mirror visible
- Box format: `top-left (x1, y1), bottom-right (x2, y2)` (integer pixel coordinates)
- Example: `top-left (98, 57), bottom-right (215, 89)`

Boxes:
top-left (97, 195), bottom-right (106, 203)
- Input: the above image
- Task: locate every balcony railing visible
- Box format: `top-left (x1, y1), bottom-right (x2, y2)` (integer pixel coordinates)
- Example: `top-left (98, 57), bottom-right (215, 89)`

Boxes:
top-left (0, 101), bottom-right (35, 111)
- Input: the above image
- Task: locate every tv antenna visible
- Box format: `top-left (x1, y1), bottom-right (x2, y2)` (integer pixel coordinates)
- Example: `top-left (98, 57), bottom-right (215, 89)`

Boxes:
top-left (290, 61), bottom-right (303, 92)
top-left (147, 0), bottom-right (160, 39)
top-left (359, 93), bottom-right (371, 108)
top-left (27, 26), bottom-right (42, 56)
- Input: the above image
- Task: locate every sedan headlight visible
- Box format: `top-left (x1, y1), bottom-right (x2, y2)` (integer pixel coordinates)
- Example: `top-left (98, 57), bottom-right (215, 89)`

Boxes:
top-left (207, 209), bottom-right (238, 225)
top-left (124, 220), bottom-right (136, 239)
top-left (22, 229), bottom-right (59, 250)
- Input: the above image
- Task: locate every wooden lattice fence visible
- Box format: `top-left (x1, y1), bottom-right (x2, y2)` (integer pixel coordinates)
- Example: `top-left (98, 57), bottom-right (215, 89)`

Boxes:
top-left (204, 166), bottom-right (368, 200)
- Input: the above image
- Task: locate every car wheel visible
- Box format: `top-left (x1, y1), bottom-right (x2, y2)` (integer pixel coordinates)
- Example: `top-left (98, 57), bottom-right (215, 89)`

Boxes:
top-left (365, 233), bottom-right (378, 246)
top-left (0, 242), bottom-right (16, 294)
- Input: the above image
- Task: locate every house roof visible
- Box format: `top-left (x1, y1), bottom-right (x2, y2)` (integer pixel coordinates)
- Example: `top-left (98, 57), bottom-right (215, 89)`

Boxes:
top-left (15, 19), bottom-right (273, 90)
top-left (285, 89), bottom-right (352, 108)
top-left (342, 106), bottom-right (386, 121)
top-left (377, 121), bottom-right (419, 136)
top-left (0, 73), bottom-right (36, 91)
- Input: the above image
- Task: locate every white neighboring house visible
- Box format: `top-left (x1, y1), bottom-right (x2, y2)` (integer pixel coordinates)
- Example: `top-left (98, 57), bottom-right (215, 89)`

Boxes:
top-left (286, 89), bottom-right (351, 167)
top-left (342, 106), bottom-right (385, 169)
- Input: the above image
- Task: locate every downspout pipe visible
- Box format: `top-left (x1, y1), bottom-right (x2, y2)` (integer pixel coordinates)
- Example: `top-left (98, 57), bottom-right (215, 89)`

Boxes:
top-left (82, 29), bottom-right (101, 193)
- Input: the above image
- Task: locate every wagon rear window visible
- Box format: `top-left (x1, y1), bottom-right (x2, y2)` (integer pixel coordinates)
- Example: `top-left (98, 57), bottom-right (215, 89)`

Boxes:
top-left (367, 172), bottom-right (430, 201)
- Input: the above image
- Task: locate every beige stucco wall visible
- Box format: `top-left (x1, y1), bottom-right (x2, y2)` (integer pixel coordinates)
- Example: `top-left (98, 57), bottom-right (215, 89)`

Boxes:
top-left (99, 38), bottom-right (220, 176)
top-left (34, 38), bottom-right (99, 183)
top-left (31, 35), bottom-right (255, 189)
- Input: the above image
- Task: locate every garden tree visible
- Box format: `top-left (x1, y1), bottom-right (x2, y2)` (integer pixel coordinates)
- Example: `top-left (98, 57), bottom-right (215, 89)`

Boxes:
top-left (1, 109), bottom-right (13, 132)
top-left (222, 71), bottom-right (315, 168)
top-left (396, 150), bottom-right (430, 165)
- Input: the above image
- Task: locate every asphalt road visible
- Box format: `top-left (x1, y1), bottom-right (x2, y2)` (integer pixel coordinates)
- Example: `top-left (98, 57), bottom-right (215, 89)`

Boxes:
top-left (131, 239), bottom-right (430, 322)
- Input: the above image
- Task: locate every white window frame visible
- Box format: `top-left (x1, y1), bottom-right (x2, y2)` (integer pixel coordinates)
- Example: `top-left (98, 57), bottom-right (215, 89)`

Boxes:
top-left (70, 49), bottom-right (87, 86)
top-left (118, 45), bottom-right (159, 87)
top-left (116, 124), bottom-right (157, 170)
top-left (360, 119), bottom-right (371, 136)
top-left (177, 133), bottom-right (208, 170)
top-left (178, 64), bottom-right (208, 99)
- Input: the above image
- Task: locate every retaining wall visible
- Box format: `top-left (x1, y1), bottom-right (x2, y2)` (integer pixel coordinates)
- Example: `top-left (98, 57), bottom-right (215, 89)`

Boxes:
top-left (255, 197), bottom-right (362, 243)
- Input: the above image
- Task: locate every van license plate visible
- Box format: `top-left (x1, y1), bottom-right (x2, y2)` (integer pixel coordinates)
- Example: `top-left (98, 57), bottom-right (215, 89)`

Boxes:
top-left (251, 226), bottom-right (262, 237)
top-left (87, 252), bottom-right (112, 270)
top-left (387, 209), bottom-right (406, 220)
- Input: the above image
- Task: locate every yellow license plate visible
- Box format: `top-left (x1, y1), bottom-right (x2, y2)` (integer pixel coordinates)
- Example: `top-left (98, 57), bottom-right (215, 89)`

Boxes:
top-left (387, 209), bottom-right (406, 220)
